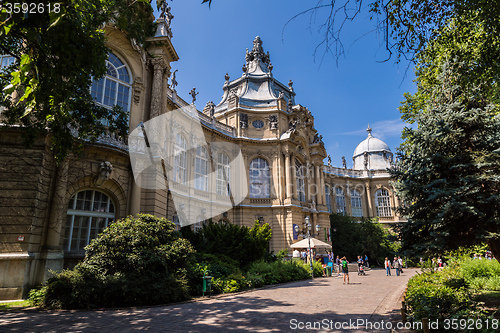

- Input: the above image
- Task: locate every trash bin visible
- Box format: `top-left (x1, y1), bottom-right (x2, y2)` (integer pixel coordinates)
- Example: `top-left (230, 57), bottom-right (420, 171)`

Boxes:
top-left (202, 271), bottom-right (212, 297)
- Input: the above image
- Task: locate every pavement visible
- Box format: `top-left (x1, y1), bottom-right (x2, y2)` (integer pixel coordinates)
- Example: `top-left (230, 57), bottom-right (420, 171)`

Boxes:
top-left (0, 268), bottom-right (418, 333)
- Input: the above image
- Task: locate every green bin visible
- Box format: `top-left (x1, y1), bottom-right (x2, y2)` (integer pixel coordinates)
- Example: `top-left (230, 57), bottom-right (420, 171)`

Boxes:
top-left (202, 272), bottom-right (212, 297)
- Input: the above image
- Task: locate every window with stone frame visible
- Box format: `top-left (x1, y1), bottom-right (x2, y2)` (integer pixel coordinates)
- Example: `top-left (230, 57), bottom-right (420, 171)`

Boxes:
top-left (90, 52), bottom-right (131, 125)
top-left (216, 152), bottom-right (230, 196)
top-left (64, 190), bottom-right (115, 252)
top-left (173, 133), bottom-right (187, 184)
top-left (350, 188), bottom-right (363, 217)
top-left (172, 215), bottom-right (181, 231)
top-left (325, 185), bottom-right (332, 213)
top-left (296, 160), bottom-right (306, 202)
top-left (335, 186), bottom-right (346, 215)
top-left (249, 157), bottom-right (270, 198)
top-left (194, 146), bottom-right (209, 191)
top-left (375, 188), bottom-right (392, 217)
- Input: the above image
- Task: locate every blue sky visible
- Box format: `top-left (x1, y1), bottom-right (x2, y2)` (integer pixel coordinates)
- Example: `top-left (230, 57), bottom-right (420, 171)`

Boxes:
top-left (155, 0), bottom-right (416, 168)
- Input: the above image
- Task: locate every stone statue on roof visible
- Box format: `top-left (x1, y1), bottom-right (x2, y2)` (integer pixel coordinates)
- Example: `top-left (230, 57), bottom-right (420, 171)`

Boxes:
top-left (170, 69), bottom-right (178, 90)
top-left (327, 154), bottom-right (332, 167)
top-left (189, 87), bottom-right (199, 104)
top-left (342, 156), bottom-right (347, 169)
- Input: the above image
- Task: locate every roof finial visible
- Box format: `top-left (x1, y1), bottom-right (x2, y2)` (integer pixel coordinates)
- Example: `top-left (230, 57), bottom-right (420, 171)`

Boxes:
top-left (367, 124), bottom-right (372, 136)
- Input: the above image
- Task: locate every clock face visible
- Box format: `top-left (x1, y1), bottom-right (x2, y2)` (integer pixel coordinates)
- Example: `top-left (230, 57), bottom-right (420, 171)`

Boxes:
top-left (253, 119), bottom-right (264, 129)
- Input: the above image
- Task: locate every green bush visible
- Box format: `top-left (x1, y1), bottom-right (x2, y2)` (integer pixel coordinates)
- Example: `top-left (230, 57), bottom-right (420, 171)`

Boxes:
top-left (34, 214), bottom-right (194, 309)
top-left (246, 259), bottom-right (311, 285)
top-left (404, 257), bottom-right (497, 330)
top-left (182, 221), bottom-right (272, 268)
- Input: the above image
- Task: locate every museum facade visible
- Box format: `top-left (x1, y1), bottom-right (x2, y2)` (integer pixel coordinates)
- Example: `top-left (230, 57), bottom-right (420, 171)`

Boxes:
top-left (0, 14), bottom-right (404, 299)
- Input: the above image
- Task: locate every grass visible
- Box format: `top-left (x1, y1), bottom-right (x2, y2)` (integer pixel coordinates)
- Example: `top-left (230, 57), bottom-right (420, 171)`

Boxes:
top-left (0, 300), bottom-right (31, 311)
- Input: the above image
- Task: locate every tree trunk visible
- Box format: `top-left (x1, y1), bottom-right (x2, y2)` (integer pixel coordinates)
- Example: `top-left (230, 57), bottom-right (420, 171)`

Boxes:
top-left (487, 239), bottom-right (500, 262)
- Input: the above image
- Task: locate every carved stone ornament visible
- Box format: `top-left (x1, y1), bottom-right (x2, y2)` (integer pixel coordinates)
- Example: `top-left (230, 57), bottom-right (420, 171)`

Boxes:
top-left (99, 161), bottom-right (113, 181)
top-left (240, 113), bottom-right (248, 129)
top-left (204, 101), bottom-right (216, 118)
top-left (132, 77), bottom-right (143, 105)
top-left (269, 114), bottom-right (278, 130)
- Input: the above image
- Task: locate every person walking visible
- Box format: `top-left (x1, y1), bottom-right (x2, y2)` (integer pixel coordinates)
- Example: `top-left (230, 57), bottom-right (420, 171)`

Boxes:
top-left (341, 256), bottom-right (349, 284)
top-left (335, 255), bottom-right (341, 277)
top-left (398, 256), bottom-right (404, 273)
top-left (384, 257), bottom-right (392, 276)
top-left (301, 249), bottom-right (307, 263)
top-left (393, 256), bottom-right (400, 276)
top-left (364, 254), bottom-right (369, 268)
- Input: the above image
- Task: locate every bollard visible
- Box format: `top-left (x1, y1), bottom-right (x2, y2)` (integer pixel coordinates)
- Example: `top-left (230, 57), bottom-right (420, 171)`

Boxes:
top-left (401, 301), bottom-right (407, 323)
top-left (422, 318), bottom-right (430, 333)
top-left (202, 270), bottom-right (212, 297)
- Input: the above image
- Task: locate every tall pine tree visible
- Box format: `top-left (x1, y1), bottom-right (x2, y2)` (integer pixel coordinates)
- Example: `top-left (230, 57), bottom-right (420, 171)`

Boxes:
top-left (392, 62), bottom-right (500, 260)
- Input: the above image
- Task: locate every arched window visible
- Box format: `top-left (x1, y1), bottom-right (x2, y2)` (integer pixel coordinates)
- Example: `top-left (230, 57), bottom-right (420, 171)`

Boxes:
top-left (325, 185), bottom-right (332, 213)
top-left (194, 146), bottom-right (209, 191)
top-left (216, 153), bottom-right (230, 196)
top-left (173, 133), bottom-right (187, 184)
top-left (351, 189), bottom-right (363, 217)
top-left (335, 186), bottom-right (346, 215)
top-left (295, 160), bottom-right (306, 202)
top-left (64, 190), bottom-right (115, 252)
top-left (172, 215), bottom-right (181, 231)
top-left (90, 52), bottom-right (131, 114)
top-left (249, 158), bottom-right (270, 198)
top-left (375, 189), bottom-right (392, 217)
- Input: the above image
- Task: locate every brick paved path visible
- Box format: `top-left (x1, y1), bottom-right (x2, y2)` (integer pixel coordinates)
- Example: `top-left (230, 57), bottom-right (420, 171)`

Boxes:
top-left (0, 268), bottom-right (417, 332)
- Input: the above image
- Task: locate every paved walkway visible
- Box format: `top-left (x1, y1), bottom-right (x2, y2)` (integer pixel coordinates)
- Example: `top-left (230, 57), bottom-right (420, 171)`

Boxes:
top-left (0, 268), bottom-right (418, 332)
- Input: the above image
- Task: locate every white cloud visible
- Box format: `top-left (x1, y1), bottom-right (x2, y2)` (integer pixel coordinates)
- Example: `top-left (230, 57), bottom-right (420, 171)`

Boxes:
top-left (339, 118), bottom-right (408, 140)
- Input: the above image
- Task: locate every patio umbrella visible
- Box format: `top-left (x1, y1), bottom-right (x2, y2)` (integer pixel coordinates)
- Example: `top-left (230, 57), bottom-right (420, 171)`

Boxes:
top-left (290, 237), bottom-right (332, 249)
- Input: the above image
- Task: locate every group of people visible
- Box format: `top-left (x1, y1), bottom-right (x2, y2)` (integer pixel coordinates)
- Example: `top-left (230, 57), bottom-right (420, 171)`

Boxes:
top-left (384, 256), bottom-right (404, 276)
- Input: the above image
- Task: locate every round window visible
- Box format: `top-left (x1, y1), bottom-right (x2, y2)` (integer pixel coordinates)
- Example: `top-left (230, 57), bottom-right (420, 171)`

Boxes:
top-left (253, 120), bottom-right (264, 129)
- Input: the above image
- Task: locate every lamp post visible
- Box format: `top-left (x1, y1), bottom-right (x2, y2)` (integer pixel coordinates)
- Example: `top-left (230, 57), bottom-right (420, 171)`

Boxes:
top-left (295, 217), bottom-right (321, 279)
top-left (305, 216), bottom-right (313, 278)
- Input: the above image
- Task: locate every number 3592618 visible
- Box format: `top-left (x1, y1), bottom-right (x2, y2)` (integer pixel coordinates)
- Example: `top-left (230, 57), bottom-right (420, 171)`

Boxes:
top-left (1, 3), bottom-right (61, 14)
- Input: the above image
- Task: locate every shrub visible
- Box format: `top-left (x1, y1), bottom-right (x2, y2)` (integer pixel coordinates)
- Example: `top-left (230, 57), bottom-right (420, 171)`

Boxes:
top-left (246, 259), bottom-right (311, 285)
top-left (36, 214), bottom-right (194, 309)
top-left (182, 221), bottom-right (272, 268)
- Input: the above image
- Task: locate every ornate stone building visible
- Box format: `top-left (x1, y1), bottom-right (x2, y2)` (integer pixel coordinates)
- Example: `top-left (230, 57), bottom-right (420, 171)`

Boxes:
top-left (0, 15), bottom-right (404, 300)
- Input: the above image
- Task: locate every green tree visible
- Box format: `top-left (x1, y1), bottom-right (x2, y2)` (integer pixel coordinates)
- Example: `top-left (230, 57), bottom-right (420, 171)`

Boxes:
top-left (0, 0), bottom-right (162, 162)
top-left (330, 214), bottom-right (397, 265)
top-left (391, 62), bottom-right (500, 260)
top-left (181, 221), bottom-right (272, 268)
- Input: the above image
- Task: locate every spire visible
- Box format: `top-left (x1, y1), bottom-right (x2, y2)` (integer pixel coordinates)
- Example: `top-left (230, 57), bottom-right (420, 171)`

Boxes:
top-left (244, 36), bottom-right (272, 74)
top-left (367, 124), bottom-right (373, 137)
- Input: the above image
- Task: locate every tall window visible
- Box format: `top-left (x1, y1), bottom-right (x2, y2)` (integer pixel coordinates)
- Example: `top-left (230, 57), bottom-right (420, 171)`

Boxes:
top-left (216, 153), bottom-right (230, 196)
top-left (296, 160), bottom-right (306, 202)
top-left (173, 133), bottom-right (187, 184)
top-left (90, 52), bottom-right (131, 115)
top-left (375, 189), bottom-right (392, 217)
top-left (64, 190), bottom-right (115, 252)
top-left (0, 55), bottom-right (15, 68)
top-left (335, 186), bottom-right (346, 215)
top-left (249, 158), bottom-right (270, 198)
top-left (351, 189), bottom-right (363, 217)
top-left (325, 185), bottom-right (332, 213)
top-left (194, 146), bottom-right (209, 191)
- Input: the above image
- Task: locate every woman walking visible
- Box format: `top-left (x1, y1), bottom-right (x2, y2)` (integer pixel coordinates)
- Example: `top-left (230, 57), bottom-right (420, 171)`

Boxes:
top-left (384, 257), bottom-right (392, 276)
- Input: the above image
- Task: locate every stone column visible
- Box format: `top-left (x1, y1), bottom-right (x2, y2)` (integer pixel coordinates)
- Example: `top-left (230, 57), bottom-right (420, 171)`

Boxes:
top-left (365, 182), bottom-right (373, 218)
top-left (320, 167), bottom-right (326, 205)
top-left (315, 165), bottom-right (323, 205)
top-left (291, 156), bottom-right (297, 199)
top-left (149, 57), bottom-right (168, 119)
top-left (284, 153), bottom-right (291, 198)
